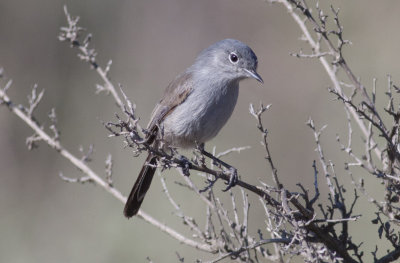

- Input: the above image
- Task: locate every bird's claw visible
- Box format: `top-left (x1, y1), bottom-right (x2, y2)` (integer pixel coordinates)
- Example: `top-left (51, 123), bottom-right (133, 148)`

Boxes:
top-left (178, 155), bottom-right (191, 176)
top-left (222, 167), bottom-right (238, 192)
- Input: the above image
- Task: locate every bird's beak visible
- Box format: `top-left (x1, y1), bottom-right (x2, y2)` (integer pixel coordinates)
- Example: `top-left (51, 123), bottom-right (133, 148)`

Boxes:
top-left (244, 68), bottom-right (263, 83)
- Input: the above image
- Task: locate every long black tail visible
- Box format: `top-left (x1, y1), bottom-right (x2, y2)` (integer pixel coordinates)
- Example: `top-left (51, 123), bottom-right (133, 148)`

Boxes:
top-left (123, 154), bottom-right (157, 218)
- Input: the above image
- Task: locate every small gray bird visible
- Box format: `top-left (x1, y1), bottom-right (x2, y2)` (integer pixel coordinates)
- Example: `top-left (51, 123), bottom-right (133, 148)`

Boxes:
top-left (124, 39), bottom-right (263, 218)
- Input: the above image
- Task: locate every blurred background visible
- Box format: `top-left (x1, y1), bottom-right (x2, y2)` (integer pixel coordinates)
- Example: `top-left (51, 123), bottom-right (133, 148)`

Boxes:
top-left (1, 0), bottom-right (400, 262)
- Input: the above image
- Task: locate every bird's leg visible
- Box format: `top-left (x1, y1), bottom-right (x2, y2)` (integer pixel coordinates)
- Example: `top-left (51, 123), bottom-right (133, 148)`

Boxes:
top-left (198, 143), bottom-right (238, 191)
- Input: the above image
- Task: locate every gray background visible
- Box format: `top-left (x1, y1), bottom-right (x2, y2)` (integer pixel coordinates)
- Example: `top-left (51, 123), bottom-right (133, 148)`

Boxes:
top-left (0, 0), bottom-right (399, 262)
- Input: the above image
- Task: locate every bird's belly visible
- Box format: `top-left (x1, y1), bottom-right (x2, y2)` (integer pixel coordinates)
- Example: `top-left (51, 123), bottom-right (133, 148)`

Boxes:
top-left (162, 85), bottom-right (239, 148)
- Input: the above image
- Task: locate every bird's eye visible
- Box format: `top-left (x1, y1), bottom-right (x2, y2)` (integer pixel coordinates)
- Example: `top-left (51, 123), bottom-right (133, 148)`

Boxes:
top-left (229, 53), bottom-right (238, 63)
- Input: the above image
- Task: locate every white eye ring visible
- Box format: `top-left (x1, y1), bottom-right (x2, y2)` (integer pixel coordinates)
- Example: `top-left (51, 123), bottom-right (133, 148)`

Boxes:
top-left (229, 52), bottom-right (239, 64)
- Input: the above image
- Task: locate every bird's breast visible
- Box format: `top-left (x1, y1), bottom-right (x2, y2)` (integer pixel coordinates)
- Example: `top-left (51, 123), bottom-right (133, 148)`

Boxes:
top-left (162, 82), bottom-right (239, 148)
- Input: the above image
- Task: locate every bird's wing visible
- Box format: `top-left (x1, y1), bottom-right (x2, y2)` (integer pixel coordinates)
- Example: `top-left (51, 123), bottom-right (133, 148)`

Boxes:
top-left (146, 71), bottom-right (193, 143)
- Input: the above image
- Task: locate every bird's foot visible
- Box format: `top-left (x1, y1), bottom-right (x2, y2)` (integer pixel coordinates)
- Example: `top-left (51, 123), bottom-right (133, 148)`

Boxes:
top-left (222, 167), bottom-right (238, 192)
top-left (177, 155), bottom-right (191, 176)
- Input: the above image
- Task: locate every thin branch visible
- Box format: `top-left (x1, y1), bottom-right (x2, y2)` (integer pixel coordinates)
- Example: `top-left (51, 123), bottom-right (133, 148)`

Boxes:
top-left (0, 86), bottom-right (215, 253)
top-left (206, 238), bottom-right (290, 263)
top-left (273, 0), bottom-right (382, 160)
top-left (59, 5), bottom-right (124, 112)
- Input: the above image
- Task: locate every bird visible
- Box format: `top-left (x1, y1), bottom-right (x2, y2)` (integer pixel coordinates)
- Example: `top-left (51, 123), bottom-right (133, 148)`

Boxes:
top-left (124, 39), bottom-right (263, 218)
